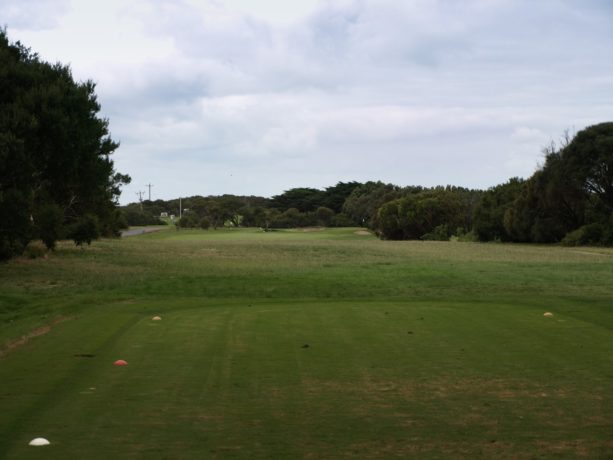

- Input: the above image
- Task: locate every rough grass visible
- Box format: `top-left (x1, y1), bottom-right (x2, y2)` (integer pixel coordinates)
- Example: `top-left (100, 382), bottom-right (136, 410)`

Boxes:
top-left (1, 227), bottom-right (613, 458)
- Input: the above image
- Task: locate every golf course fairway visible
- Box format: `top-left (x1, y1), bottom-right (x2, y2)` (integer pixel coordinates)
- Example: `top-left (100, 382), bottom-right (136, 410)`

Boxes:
top-left (1, 227), bottom-right (612, 458)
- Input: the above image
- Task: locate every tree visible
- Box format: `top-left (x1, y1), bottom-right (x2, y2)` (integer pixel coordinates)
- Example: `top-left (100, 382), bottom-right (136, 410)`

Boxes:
top-left (217, 195), bottom-right (244, 226)
top-left (377, 189), bottom-right (467, 240)
top-left (502, 124), bottom-right (613, 244)
top-left (343, 181), bottom-right (403, 228)
top-left (271, 188), bottom-right (325, 213)
top-left (560, 122), bottom-right (613, 217)
top-left (35, 202), bottom-right (64, 250)
top-left (240, 205), bottom-right (268, 227)
top-left (473, 178), bottom-right (524, 241)
top-left (177, 214), bottom-right (198, 228)
top-left (322, 181), bottom-right (362, 213)
top-left (0, 31), bottom-right (130, 257)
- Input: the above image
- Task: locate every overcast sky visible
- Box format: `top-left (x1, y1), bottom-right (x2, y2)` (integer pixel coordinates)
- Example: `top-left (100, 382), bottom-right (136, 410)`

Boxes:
top-left (2, 0), bottom-right (612, 204)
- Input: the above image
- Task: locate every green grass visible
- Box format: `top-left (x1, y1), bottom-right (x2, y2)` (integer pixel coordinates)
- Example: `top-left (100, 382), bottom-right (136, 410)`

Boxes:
top-left (1, 227), bottom-right (613, 458)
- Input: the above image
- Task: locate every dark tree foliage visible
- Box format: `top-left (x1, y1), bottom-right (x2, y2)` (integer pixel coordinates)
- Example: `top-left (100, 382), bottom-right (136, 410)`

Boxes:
top-left (473, 178), bottom-right (524, 242)
top-left (239, 205), bottom-right (267, 227)
top-left (342, 181), bottom-right (404, 228)
top-left (199, 217), bottom-right (211, 230)
top-left (503, 169), bottom-right (574, 243)
top-left (561, 122), bottom-right (613, 217)
top-left (138, 200), bottom-right (167, 218)
top-left (159, 195), bottom-right (270, 228)
top-left (377, 189), bottom-right (469, 240)
top-left (321, 181), bottom-right (363, 213)
top-left (502, 123), bottom-right (613, 244)
top-left (271, 208), bottom-right (307, 228)
top-left (35, 202), bottom-right (64, 249)
top-left (503, 173), bottom-right (547, 242)
top-left (177, 214), bottom-right (198, 229)
top-left (0, 188), bottom-right (31, 259)
top-left (68, 214), bottom-right (100, 247)
top-left (121, 205), bottom-right (165, 226)
top-left (270, 188), bottom-right (325, 213)
top-left (0, 31), bottom-right (130, 258)
top-left (315, 206), bottom-right (335, 226)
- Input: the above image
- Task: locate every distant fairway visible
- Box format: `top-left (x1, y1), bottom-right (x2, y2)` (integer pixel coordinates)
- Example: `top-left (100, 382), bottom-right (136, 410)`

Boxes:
top-left (1, 228), bottom-right (613, 459)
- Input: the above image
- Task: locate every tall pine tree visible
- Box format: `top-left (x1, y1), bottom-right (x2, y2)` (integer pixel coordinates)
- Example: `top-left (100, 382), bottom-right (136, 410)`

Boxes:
top-left (0, 30), bottom-right (130, 258)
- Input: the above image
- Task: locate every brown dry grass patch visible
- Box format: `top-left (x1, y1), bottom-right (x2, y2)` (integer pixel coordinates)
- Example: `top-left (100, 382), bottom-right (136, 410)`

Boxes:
top-left (302, 376), bottom-right (581, 402)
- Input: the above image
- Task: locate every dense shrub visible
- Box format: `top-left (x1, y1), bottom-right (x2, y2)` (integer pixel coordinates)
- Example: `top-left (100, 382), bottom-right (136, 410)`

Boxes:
top-left (562, 223), bottom-right (607, 246)
top-left (68, 214), bottom-right (100, 246)
top-left (199, 217), bottom-right (211, 230)
top-left (330, 213), bottom-right (355, 227)
top-left (35, 203), bottom-right (64, 250)
top-left (122, 209), bottom-right (166, 226)
top-left (23, 241), bottom-right (47, 259)
top-left (421, 224), bottom-right (451, 241)
top-left (177, 215), bottom-right (198, 228)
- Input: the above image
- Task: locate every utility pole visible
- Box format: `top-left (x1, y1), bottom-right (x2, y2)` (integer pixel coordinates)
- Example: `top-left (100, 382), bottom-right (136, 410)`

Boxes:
top-left (145, 183), bottom-right (154, 201)
top-left (136, 191), bottom-right (145, 211)
top-left (179, 197), bottom-right (182, 219)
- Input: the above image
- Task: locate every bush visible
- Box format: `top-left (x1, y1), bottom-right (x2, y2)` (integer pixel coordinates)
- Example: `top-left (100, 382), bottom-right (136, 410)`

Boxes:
top-left (35, 203), bottom-right (64, 250)
top-left (315, 206), bottom-right (335, 226)
top-left (115, 212), bottom-right (129, 231)
top-left (421, 224), bottom-right (450, 241)
top-left (199, 217), bottom-right (211, 230)
top-left (269, 208), bottom-right (315, 228)
top-left (23, 240), bottom-right (47, 259)
top-left (68, 214), bottom-right (100, 246)
top-left (456, 230), bottom-right (479, 242)
top-left (562, 223), bottom-right (606, 246)
top-left (178, 215), bottom-right (198, 228)
top-left (122, 209), bottom-right (165, 226)
top-left (330, 213), bottom-right (356, 227)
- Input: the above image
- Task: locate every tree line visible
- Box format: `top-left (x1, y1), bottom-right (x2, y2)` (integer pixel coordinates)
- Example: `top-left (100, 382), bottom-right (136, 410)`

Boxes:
top-left (473, 124), bottom-right (613, 245)
top-left (0, 31), bottom-right (130, 260)
top-left (3, 33), bottom-right (611, 260)
top-left (128, 122), bottom-right (612, 246)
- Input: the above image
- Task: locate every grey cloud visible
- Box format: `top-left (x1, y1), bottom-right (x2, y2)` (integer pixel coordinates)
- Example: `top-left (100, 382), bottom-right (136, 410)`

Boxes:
top-left (0, 0), bottom-right (70, 31)
top-left (13, 0), bottom-right (605, 203)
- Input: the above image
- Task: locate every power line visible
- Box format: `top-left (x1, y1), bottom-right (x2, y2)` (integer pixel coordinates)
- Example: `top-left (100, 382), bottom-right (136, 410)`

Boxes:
top-left (145, 183), bottom-right (154, 201)
top-left (136, 191), bottom-right (145, 211)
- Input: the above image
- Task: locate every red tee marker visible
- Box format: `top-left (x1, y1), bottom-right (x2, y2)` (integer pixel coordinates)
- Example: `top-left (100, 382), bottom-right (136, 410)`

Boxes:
top-left (113, 359), bottom-right (128, 366)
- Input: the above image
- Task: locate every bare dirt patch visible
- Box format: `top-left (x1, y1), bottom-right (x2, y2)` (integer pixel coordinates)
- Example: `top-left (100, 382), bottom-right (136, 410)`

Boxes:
top-left (0, 316), bottom-right (72, 359)
top-left (354, 230), bottom-right (372, 236)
